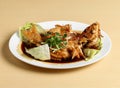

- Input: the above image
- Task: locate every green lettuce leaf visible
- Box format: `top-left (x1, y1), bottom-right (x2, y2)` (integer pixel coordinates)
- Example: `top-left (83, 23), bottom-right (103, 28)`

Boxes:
top-left (83, 48), bottom-right (99, 61)
top-left (25, 44), bottom-right (50, 60)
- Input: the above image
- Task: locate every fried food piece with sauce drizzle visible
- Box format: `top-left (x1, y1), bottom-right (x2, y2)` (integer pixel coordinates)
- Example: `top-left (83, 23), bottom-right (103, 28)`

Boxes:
top-left (20, 23), bottom-right (42, 47)
top-left (79, 22), bottom-right (102, 49)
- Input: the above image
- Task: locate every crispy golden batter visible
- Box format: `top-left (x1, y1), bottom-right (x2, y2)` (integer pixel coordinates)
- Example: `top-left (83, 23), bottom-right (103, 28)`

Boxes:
top-left (79, 22), bottom-right (101, 48)
top-left (48, 24), bottom-right (72, 35)
top-left (22, 22), bottom-right (102, 61)
top-left (50, 22), bottom-right (101, 61)
top-left (21, 25), bottom-right (42, 46)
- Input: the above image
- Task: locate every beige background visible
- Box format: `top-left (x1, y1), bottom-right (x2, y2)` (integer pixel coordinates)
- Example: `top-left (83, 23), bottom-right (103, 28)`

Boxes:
top-left (0, 0), bottom-right (119, 88)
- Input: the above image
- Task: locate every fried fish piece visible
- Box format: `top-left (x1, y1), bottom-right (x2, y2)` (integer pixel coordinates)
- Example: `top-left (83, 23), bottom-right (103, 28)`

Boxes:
top-left (50, 41), bottom-right (85, 61)
top-left (48, 24), bottom-right (72, 35)
top-left (79, 22), bottom-right (102, 49)
top-left (19, 23), bottom-right (43, 47)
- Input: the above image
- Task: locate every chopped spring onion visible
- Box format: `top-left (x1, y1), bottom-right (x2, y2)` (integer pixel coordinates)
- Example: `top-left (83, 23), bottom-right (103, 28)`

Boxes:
top-left (45, 32), bottom-right (67, 51)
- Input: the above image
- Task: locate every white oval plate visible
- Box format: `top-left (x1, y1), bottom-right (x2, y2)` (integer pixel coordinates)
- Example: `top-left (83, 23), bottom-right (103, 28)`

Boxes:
top-left (9, 21), bottom-right (111, 69)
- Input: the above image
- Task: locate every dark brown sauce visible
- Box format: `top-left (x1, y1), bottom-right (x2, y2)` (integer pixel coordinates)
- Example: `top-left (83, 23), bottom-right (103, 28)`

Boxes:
top-left (21, 42), bottom-right (34, 58)
top-left (20, 42), bottom-right (83, 63)
top-left (46, 58), bottom-right (83, 63)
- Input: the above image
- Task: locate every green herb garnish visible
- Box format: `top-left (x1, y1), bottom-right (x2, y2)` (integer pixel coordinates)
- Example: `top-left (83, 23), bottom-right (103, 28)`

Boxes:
top-left (45, 32), bottom-right (67, 51)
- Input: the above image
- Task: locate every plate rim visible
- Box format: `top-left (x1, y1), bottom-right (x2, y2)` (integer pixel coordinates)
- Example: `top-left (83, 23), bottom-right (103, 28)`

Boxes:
top-left (8, 21), bottom-right (112, 69)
